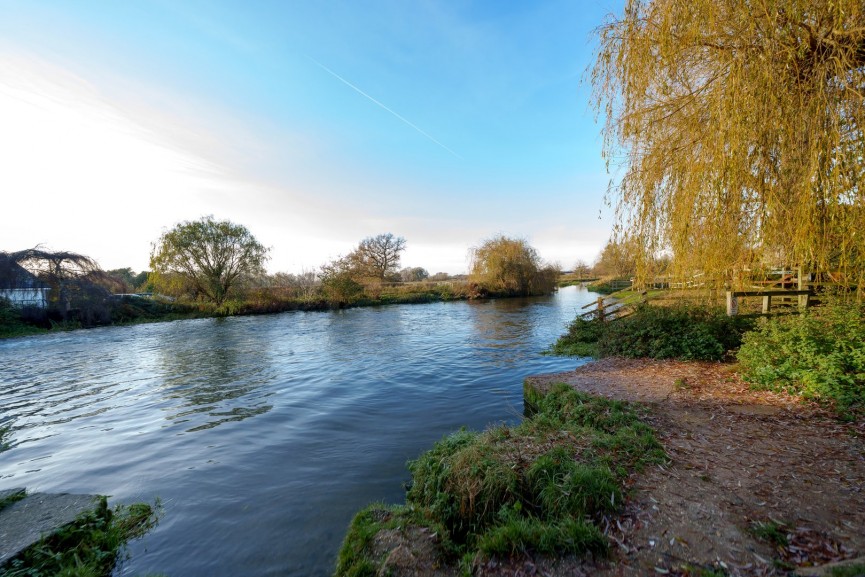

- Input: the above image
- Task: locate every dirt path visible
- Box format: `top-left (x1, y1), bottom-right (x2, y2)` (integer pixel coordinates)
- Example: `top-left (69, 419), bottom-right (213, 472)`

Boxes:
top-left (523, 358), bottom-right (865, 577)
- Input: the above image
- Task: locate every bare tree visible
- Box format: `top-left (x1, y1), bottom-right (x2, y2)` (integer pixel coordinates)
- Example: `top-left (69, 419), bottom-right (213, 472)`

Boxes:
top-left (7, 247), bottom-right (117, 323)
top-left (349, 233), bottom-right (407, 280)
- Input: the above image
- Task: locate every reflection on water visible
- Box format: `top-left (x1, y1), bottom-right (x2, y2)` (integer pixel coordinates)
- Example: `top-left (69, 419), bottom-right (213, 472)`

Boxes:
top-left (156, 319), bottom-right (275, 431)
top-left (0, 286), bottom-right (598, 576)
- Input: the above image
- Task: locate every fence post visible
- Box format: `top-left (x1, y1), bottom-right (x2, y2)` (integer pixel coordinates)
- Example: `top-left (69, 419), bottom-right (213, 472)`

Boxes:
top-left (726, 291), bottom-right (738, 316)
top-left (596, 297), bottom-right (605, 321)
top-left (797, 267), bottom-right (809, 311)
top-left (762, 294), bottom-right (771, 315)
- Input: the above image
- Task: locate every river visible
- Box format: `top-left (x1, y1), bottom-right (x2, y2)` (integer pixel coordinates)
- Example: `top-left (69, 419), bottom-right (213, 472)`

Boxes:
top-left (0, 285), bottom-right (596, 576)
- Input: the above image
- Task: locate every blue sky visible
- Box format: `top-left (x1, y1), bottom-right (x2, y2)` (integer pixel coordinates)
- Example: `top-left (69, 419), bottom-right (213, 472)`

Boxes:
top-left (0, 1), bottom-right (623, 274)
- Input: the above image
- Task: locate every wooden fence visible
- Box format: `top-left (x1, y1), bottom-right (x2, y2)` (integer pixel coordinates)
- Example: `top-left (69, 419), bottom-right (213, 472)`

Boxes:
top-left (725, 289), bottom-right (810, 316)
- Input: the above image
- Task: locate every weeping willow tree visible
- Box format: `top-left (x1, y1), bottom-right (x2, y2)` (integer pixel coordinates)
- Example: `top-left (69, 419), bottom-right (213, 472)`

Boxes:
top-left (592, 0), bottom-right (865, 292)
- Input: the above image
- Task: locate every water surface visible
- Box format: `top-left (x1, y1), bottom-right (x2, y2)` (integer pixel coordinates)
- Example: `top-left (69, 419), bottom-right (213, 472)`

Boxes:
top-left (0, 286), bottom-right (595, 576)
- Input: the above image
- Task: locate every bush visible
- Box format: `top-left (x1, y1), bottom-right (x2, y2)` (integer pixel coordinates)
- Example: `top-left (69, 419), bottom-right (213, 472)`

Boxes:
top-left (737, 303), bottom-right (865, 416)
top-left (550, 304), bottom-right (753, 361)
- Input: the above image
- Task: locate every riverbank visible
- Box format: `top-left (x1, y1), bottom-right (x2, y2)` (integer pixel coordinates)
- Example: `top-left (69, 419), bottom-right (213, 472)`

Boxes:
top-left (0, 282), bottom-right (488, 339)
top-left (336, 358), bottom-right (865, 576)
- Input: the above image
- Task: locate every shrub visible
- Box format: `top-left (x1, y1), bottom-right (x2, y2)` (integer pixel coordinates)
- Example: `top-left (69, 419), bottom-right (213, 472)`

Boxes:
top-left (550, 304), bottom-right (753, 361)
top-left (737, 303), bottom-right (865, 415)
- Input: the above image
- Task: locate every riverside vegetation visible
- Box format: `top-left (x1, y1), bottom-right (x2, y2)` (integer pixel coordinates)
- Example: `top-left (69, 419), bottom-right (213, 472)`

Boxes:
top-left (1, 232), bottom-right (559, 338)
top-left (0, 491), bottom-right (158, 577)
top-left (549, 300), bottom-right (865, 418)
top-left (334, 384), bottom-right (664, 576)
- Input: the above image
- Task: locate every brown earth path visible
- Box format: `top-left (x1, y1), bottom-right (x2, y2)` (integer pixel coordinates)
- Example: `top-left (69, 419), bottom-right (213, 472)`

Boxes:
top-left (519, 358), bottom-right (865, 577)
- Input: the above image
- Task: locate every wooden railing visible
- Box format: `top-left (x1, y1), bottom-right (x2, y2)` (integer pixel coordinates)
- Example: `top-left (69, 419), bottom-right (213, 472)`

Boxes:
top-left (725, 290), bottom-right (811, 316)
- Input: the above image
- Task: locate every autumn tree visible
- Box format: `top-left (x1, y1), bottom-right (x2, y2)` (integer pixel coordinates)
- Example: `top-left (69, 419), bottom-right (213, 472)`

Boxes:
top-left (592, 0), bottom-right (865, 289)
top-left (150, 216), bottom-right (269, 305)
top-left (345, 233), bottom-right (407, 281)
top-left (469, 235), bottom-right (559, 296)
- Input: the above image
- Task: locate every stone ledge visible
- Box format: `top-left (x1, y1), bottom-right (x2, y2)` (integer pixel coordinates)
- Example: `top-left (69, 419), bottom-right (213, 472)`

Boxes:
top-left (0, 492), bottom-right (101, 565)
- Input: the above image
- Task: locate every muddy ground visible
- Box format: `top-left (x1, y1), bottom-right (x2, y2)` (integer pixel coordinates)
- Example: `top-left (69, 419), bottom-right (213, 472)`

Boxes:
top-left (518, 358), bottom-right (865, 577)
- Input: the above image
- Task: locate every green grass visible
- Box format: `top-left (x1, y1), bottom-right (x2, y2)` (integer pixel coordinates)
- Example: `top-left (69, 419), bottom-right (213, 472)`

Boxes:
top-left (0, 488), bottom-right (26, 512)
top-left (335, 384), bottom-right (664, 575)
top-left (747, 519), bottom-right (789, 547)
top-left (0, 497), bottom-right (159, 577)
top-left (827, 563), bottom-right (865, 577)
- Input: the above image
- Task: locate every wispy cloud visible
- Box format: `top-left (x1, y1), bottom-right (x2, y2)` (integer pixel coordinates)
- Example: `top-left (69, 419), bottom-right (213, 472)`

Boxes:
top-left (308, 56), bottom-right (461, 159)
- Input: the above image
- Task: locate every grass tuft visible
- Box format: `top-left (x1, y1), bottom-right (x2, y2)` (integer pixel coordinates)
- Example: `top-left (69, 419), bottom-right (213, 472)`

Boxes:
top-left (335, 384), bottom-right (665, 574)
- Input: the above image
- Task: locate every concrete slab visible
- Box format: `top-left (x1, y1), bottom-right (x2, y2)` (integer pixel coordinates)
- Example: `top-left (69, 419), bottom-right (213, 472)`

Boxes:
top-left (0, 492), bottom-right (100, 565)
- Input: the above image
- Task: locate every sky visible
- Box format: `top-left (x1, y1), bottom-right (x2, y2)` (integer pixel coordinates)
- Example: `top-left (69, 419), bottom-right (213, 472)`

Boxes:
top-left (0, 1), bottom-right (623, 275)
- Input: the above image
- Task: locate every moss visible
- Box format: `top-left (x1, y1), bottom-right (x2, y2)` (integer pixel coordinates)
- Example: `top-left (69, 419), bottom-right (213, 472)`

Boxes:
top-left (335, 503), bottom-right (454, 577)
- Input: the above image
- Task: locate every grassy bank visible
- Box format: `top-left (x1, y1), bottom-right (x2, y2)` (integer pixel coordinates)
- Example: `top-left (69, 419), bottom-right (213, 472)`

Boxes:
top-left (0, 282), bottom-right (481, 339)
top-left (0, 493), bottom-right (159, 577)
top-left (334, 383), bottom-right (664, 576)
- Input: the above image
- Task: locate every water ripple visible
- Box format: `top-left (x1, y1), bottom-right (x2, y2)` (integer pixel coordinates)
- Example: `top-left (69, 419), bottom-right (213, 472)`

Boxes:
top-left (0, 286), bottom-right (597, 577)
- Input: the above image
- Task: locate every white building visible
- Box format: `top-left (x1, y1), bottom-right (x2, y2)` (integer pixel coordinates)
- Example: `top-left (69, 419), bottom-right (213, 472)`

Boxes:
top-left (0, 255), bottom-right (49, 308)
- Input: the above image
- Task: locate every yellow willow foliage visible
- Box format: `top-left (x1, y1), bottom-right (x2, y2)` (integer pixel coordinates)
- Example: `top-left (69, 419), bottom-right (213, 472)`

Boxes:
top-left (592, 0), bottom-right (865, 293)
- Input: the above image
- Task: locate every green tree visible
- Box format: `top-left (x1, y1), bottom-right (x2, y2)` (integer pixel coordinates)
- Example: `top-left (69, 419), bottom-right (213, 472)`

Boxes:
top-left (592, 0), bottom-right (865, 289)
top-left (318, 258), bottom-right (363, 304)
top-left (469, 235), bottom-right (559, 296)
top-left (149, 216), bottom-right (269, 305)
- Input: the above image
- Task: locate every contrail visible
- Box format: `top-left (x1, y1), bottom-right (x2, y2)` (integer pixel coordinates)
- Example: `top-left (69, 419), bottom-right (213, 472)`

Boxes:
top-left (308, 56), bottom-right (461, 159)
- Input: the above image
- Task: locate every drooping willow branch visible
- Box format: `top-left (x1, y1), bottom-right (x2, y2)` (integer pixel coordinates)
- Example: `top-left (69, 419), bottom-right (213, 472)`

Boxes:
top-left (592, 0), bottom-right (865, 293)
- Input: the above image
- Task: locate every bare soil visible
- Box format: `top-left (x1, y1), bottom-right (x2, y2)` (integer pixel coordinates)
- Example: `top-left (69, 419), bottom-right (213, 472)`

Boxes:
top-left (520, 358), bottom-right (865, 577)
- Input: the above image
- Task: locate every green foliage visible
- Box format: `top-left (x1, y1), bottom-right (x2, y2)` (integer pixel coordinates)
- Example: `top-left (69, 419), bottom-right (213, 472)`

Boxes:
top-left (469, 235), bottom-right (558, 296)
top-left (336, 385), bottom-right (663, 573)
top-left (150, 215), bottom-right (269, 305)
top-left (546, 317), bottom-right (604, 357)
top-left (737, 304), bottom-right (865, 416)
top-left (0, 299), bottom-right (48, 339)
top-left (1, 497), bottom-right (158, 577)
top-left (550, 304), bottom-right (752, 361)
